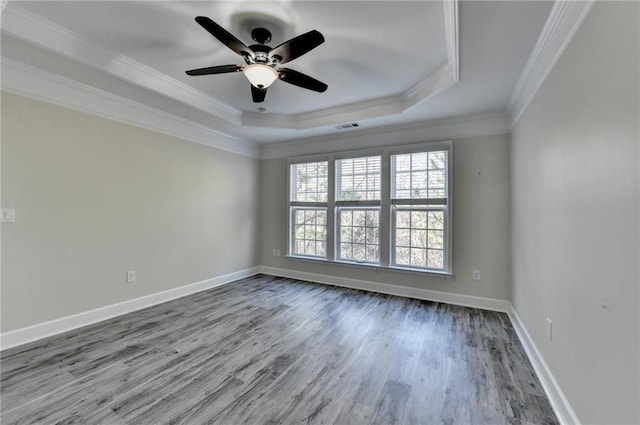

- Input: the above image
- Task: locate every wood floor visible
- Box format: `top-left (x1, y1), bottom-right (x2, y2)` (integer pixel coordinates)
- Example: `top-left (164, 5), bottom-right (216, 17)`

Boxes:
top-left (1, 274), bottom-right (558, 425)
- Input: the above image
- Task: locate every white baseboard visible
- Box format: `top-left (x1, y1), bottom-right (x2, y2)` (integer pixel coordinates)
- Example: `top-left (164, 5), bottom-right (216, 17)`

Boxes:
top-left (0, 267), bottom-right (260, 351)
top-left (1, 265), bottom-right (577, 425)
top-left (259, 266), bottom-right (510, 313)
top-left (508, 306), bottom-right (580, 425)
top-left (259, 266), bottom-right (578, 424)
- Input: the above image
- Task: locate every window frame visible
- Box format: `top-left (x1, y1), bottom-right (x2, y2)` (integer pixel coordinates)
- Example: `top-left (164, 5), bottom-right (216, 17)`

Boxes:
top-left (389, 148), bottom-right (452, 272)
top-left (288, 157), bottom-right (330, 259)
top-left (286, 141), bottom-right (453, 277)
top-left (334, 153), bottom-right (382, 264)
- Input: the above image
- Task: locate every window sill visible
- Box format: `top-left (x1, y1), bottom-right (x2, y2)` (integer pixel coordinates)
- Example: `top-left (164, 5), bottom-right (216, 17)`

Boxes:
top-left (285, 255), bottom-right (454, 279)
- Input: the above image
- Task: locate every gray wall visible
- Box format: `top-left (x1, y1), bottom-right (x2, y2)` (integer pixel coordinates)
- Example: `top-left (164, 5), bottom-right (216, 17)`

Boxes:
top-left (261, 134), bottom-right (511, 301)
top-left (510, 3), bottom-right (639, 424)
top-left (1, 93), bottom-right (261, 332)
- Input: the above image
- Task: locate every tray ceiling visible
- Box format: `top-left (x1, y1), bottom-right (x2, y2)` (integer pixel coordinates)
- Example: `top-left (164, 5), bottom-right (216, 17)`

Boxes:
top-left (1, 1), bottom-right (553, 146)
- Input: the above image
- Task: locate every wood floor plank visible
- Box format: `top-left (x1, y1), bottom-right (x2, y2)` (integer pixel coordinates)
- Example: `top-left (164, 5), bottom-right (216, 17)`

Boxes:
top-left (1, 361), bottom-right (130, 424)
top-left (0, 363), bottom-right (77, 413)
top-left (1, 275), bottom-right (559, 425)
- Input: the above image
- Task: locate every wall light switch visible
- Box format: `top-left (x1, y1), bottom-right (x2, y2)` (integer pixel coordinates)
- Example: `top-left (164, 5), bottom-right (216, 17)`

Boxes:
top-left (126, 270), bottom-right (136, 283)
top-left (1, 209), bottom-right (15, 223)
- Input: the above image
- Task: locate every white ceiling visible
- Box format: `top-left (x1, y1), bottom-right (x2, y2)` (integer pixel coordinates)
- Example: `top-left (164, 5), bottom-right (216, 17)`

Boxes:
top-left (1, 1), bottom-right (553, 147)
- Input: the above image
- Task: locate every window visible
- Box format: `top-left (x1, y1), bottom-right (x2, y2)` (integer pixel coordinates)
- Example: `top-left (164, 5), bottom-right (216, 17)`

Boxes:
top-left (391, 151), bottom-right (448, 270)
top-left (287, 141), bottom-right (452, 275)
top-left (336, 156), bottom-right (381, 264)
top-left (289, 161), bottom-right (328, 258)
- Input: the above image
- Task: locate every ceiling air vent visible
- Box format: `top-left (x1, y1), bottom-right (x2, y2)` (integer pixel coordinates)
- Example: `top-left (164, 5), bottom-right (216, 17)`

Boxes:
top-left (335, 122), bottom-right (359, 130)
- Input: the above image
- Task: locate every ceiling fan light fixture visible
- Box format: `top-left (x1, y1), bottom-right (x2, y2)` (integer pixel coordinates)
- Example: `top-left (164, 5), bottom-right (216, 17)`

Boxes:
top-left (243, 64), bottom-right (278, 89)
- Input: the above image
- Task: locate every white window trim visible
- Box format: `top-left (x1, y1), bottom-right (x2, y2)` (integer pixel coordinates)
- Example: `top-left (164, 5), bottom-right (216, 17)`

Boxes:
top-left (287, 140), bottom-right (453, 277)
top-left (287, 157), bottom-right (329, 260)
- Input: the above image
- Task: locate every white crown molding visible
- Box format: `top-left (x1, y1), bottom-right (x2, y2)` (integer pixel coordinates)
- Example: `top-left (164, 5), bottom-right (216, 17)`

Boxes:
top-left (244, 0), bottom-right (459, 130)
top-left (444, 0), bottom-right (459, 82)
top-left (242, 65), bottom-right (456, 130)
top-left (507, 0), bottom-right (595, 128)
top-left (243, 62), bottom-right (457, 131)
top-left (2, 0), bottom-right (459, 133)
top-left (402, 62), bottom-right (457, 111)
top-left (260, 110), bottom-right (510, 159)
top-left (402, 0), bottom-right (458, 109)
top-left (508, 306), bottom-right (581, 425)
top-left (1, 58), bottom-right (260, 158)
top-left (243, 95), bottom-right (405, 130)
top-left (1, 3), bottom-right (243, 125)
top-left (0, 268), bottom-right (260, 351)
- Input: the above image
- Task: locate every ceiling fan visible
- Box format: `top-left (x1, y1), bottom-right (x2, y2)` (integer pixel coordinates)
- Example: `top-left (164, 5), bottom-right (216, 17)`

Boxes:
top-left (186, 16), bottom-right (328, 103)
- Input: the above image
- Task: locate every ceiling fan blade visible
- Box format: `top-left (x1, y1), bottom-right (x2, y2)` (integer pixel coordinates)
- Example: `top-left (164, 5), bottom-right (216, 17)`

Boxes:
top-left (251, 85), bottom-right (267, 103)
top-left (195, 16), bottom-right (255, 60)
top-left (278, 68), bottom-right (328, 93)
top-left (185, 64), bottom-right (242, 76)
top-left (268, 30), bottom-right (324, 64)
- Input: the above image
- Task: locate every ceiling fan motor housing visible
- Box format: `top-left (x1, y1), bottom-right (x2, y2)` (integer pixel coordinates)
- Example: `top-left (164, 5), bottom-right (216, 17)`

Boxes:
top-left (251, 27), bottom-right (272, 44)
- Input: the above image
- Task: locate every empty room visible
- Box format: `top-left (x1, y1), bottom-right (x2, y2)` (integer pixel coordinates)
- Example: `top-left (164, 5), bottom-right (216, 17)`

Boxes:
top-left (1, 1), bottom-right (638, 424)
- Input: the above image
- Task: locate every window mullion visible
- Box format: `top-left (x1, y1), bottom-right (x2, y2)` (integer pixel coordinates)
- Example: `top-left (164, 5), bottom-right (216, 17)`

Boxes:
top-left (335, 200), bottom-right (380, 208)
top-left (445, 144), bottom-right (453, 272)
top-left (290, 201), bottom-right (327, 208)
top-left (391, 198), bottom-right (447, 206)
top-left (327, 156), bottom-right (336, 261)
top-left (380, 150), bottom-right (391, 268)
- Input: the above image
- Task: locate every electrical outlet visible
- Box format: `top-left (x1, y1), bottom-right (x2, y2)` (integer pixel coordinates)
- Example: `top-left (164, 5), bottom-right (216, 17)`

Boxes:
top-left (546, 318), bottom-right (553, 341)
top-left (126, 270), bottom-right (136, 283)
top-left (472, 270), bottom-right (481, 281)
